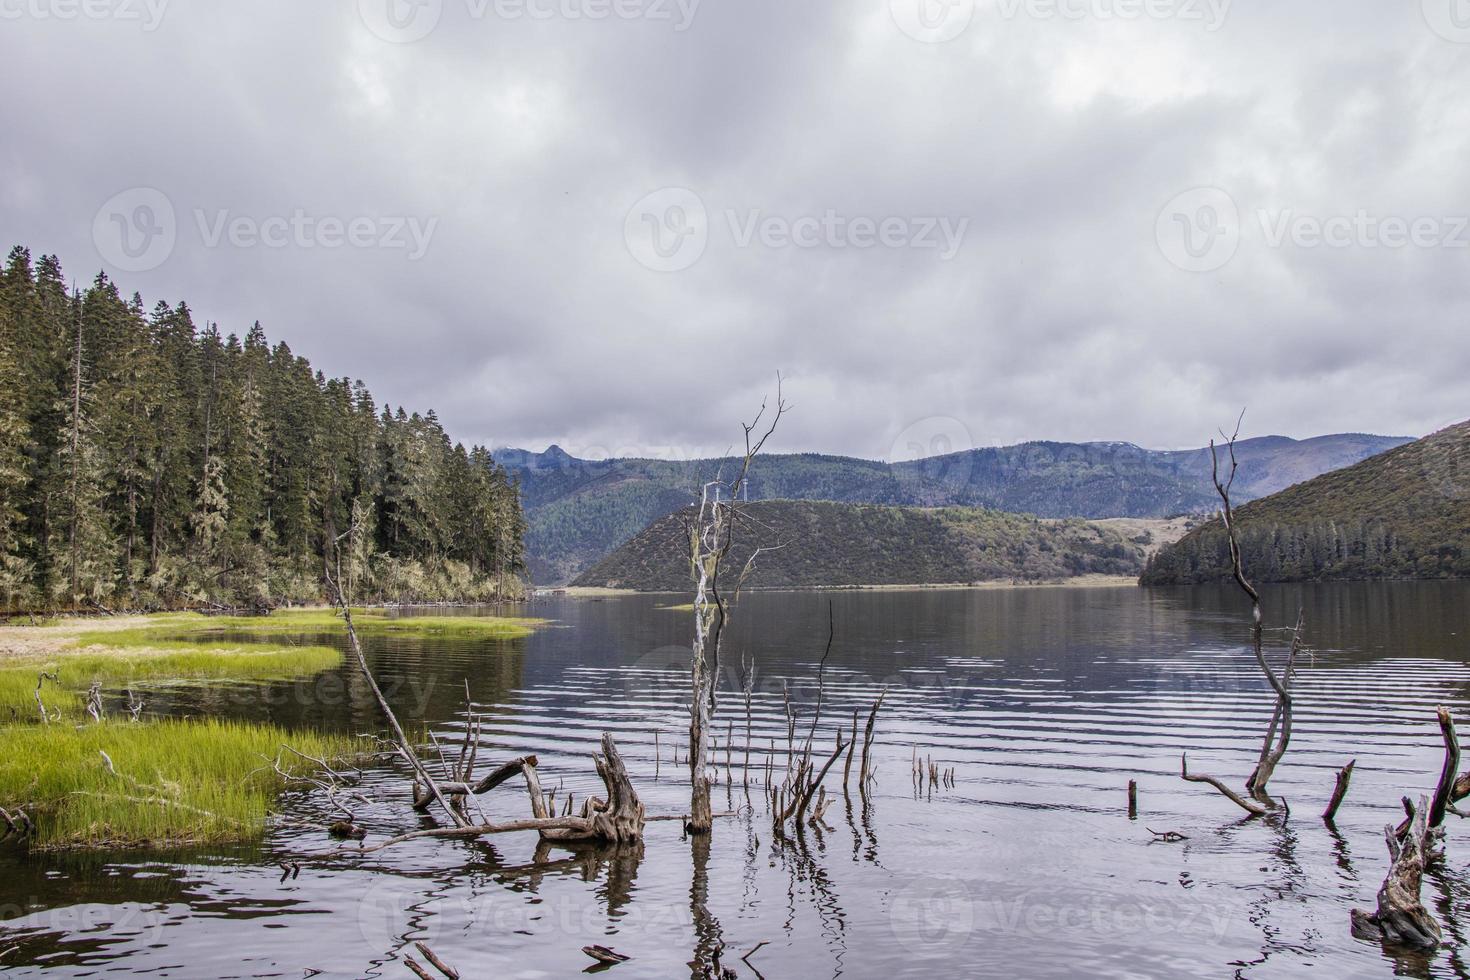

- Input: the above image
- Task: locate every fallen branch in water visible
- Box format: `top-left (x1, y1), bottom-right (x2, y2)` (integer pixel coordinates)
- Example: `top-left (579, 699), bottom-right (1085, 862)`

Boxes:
top-left (1323, 760), bottom-right (1355, 824)
top-left (1180, 754), bottom-right (1267, 817)
top-left (414, 942), bottom-right (459, 979)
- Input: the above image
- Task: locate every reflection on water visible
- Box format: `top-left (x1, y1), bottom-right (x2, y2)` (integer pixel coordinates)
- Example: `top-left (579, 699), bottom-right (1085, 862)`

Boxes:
top-left (3, 582), bottom-right (1470, 977)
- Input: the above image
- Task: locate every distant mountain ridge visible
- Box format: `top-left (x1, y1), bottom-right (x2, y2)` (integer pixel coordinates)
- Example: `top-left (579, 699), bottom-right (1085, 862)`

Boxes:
top-left (498, 432), bottom-right (1413, 584)
top-left (1141, 420), bottom-right (1470, 585)
top-left (573, 500), bottom-right (1150, 592)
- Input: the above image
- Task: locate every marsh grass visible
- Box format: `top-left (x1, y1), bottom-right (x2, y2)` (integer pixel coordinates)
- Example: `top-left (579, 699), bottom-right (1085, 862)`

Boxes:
top-left (1, 625), bottom-right (342, 721)
top-left (191, 608), bottom-right (546, 640)
top-left (0, 719), bottom-right (356, 850)
top-left (0, 608), bottom-right (542, 720)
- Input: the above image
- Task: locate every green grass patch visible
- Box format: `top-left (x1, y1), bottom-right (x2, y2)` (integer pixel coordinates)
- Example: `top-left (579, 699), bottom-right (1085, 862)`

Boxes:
top-left (2, 621), bottom-right (342, 722)
top-left (0, 718), bottom-right (356, 850)
top-left (146, 608), bottom-right (545, 641)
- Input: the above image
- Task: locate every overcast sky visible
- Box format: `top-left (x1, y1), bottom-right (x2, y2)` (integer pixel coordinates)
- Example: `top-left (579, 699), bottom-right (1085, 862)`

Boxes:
top-left (3, 1), bottom-right (1467, 462)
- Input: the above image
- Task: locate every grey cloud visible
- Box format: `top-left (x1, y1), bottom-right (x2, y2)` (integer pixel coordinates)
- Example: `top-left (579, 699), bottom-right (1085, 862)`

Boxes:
top-left (1, 0), bottom-right (1466, 461)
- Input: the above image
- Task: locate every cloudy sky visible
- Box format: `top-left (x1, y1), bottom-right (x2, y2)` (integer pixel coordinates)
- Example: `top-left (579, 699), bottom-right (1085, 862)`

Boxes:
top-left (3, 0), bottom-right (1468, 462)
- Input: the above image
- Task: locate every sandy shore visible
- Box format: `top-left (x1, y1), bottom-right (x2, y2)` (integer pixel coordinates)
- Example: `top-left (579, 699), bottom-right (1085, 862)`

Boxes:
top-left (0, 614), bottom-right (168, 664)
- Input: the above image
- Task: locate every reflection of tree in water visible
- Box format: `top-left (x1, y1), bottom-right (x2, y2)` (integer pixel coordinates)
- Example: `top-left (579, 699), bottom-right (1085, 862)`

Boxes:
top-left (1425, 866), bottom-right (1470, 980)
top-left (770, 829), bottom-right (849, 977)
top-left (361, 839), bottom-right (646, 977)
top-left (1216, 815), bottom-right (1314, 980)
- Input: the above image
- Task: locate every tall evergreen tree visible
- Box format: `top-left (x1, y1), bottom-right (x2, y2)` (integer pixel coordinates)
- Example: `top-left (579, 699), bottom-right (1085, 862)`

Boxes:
top-left (0, 246), bottom-right (527, 610)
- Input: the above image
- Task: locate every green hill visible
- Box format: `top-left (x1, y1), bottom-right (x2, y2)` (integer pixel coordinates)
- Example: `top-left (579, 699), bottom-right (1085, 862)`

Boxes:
top-left (570, 500), bottom-right (1154, 592)
top-left (1140, 420), bottom-right (1470, 585)
top-left (499, 434), bottom-right (1411, 583)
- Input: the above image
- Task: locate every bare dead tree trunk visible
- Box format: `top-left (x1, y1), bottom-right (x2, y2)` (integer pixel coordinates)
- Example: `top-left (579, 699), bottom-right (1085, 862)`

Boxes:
top-left (686, 382), bottom-right (786, 833)
top-left (1182, 421), bottom-right (1305, 814)
top-left (1352, 796), bottom-right (1443, 950)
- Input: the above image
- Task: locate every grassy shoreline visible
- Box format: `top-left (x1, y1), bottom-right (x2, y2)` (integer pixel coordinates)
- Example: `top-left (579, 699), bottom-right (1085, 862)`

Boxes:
top-left (0, 608), bottom-right (544, 850)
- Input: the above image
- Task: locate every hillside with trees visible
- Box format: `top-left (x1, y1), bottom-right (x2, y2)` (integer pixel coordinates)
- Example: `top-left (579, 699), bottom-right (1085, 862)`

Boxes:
top-left (501, 433), bottom-right (1410, 583)
top-left (1140, 420), bottom-right (1470, 585)
top-left (0, 246), bottom-right (526, 613)
top-left (571, 499), bottom-right (1150, 591)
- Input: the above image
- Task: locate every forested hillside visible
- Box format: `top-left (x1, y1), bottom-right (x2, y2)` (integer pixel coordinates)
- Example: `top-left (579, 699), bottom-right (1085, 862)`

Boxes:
top-left (0, 247), bottom-right (525, 612)
top-left (572, 500), bottom-right (1149, 591)
top-left (502, 433), bottom-right (1410, 583)
top-left (1141, 420), bottom-right (1470, 585)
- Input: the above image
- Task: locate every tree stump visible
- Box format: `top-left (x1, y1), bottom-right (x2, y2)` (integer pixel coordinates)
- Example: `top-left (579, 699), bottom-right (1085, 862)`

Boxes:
top-left (543, 734), bottom-right (645, 844)
top-left (1352, 796), bottom-right (1443, 950)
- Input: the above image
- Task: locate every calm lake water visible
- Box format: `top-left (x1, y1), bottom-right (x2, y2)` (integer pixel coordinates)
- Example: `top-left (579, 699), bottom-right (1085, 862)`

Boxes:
top-left (4, 582), bottom-right (1470, 978)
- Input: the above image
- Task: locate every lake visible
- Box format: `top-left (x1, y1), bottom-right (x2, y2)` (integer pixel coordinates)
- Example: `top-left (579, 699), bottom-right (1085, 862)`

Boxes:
top-left (4, 582), bottom-right (1470, 978)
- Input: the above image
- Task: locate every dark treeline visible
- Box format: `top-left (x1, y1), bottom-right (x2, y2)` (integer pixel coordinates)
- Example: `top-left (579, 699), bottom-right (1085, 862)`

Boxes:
top-left (0, 246), bottom-right (526, 612)
top-left (1141, 420), bottom-right (1470, 586)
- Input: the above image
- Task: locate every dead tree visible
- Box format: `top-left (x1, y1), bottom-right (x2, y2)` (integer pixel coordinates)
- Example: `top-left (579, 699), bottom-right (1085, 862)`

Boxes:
top-left (1352, 796), bottom-right (1442, 949)
top-left (321, 535), bottom-right (645, 850)
top-left (686, 382), bottom-right (787, 833)
top-left (1181, 422), bottom-right (1305, 815)
top-left (1352, 707), bottom-right (1470, 951)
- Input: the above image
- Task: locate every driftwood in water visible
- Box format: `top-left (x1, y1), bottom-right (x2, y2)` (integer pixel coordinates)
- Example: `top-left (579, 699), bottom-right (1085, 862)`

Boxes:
top-left (1351, 708), bottom-right (1470, 951)
top-left (1323, 760), bottom-right (1355, 824)
top-left (1180, 754), bottom-right (1267, 817)
top-left (1351, 795), bottom-right (1442, 949)
top-left (363, 734), bottom-right (646, 852)
top-left (319, 533), bottom-right (648, 851)
top-left (1180, 425), bottom-right (1304, 816)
